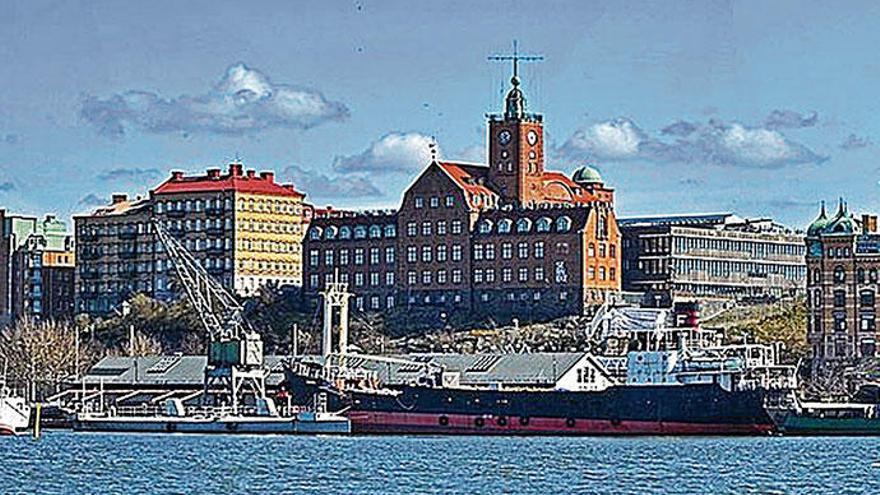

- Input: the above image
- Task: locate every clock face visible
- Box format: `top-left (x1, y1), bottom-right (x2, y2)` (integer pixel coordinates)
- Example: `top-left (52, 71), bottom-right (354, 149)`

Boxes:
top-left (498, 130), bottom-right (512, 146)
top-left (527, 130), bottom-right (538, 145)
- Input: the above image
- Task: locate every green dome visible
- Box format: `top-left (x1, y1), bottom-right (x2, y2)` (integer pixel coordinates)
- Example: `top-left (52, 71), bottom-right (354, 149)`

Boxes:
top-left (806, 202), bottom-right (828, 237)
top-left (825, 200), bottom-right (856, 235)
top-left (573, 166), bottom-right (603, 184)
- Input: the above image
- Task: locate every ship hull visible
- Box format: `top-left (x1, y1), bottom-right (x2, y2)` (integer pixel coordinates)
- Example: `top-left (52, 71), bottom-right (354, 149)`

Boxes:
top-left (343, 383), bottom-right (775, 436)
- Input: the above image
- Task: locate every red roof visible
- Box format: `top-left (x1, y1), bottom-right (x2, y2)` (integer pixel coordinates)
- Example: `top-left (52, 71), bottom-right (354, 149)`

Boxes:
top-left (436, 161), bottom-right (496, 198)
top-left (541, 171), bottom-right (612, 204)
top-left (153, 165), bottom-right (305, 198)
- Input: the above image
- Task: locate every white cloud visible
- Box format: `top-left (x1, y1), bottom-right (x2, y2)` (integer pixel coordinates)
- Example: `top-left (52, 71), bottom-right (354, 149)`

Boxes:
top-left (282, 165), bottom-right (383, 199)
top-left (81, 63), bottom-right (349, 137)
top-left (558, 116), bottom-right (827, 169)
top-left (333, 132), bottom-right (437, 174)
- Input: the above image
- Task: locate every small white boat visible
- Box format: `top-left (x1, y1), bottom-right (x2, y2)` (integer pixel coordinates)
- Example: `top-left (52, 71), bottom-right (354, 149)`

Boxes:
top-left (73, 398), bottom-right (350, 435)
top-left (0, 385), bottom-right (31, 436)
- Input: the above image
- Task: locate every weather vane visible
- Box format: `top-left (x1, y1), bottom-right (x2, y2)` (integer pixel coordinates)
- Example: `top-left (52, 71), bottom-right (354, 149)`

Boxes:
top-left (488, 40), bottom-right (544, 82)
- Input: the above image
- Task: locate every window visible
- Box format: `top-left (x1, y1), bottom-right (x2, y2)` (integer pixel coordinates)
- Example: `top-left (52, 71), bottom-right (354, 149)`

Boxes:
top-left (415, 197), bottom-right (424, 209)
top-left (309, 274), bottom-right (319, 289)
top-left (430, 197), bottom-right (439, 208)
top-left (422, 246), bottom-right (432, 262)
top-left (534, 242), bottom-right (544, 259)
top-left (369, 225), bottom-right (381, 238)
top-left (518, 242), bottom-right (528, 259)
top-left (437, 270), bottom-right (447, 284)
top-left (861, 315), bottom-right (876, 332)
top-left (324, 250), bottom-right (334, 266)
top-left (407, 246), bottom-right (417, 263)
top-left (610, 267), bottom-right (616, 281)
top-left (834, 290), bottom-right (846, 307)
top-left (588, 267), bottom-right (596, 280)
top-left (354, 226), bottom-right (367, 239)
top-left (516, 218), bottom-right (532, 233)
top-left (340, 249), bottom-right (350, 265)
top-left (599, 267), bottom-right (606, 280)
top-left (407, 222), bottom-right (417, 237)
top-left (384, 224), bottom-right (396, 237)
top-left (502, 267), bottom-right (512, 282)
top-left (370, 272), bottom-right (380, 286)
top-left (385, 246), bottom-right (395, 264)
top-left (599, 244), bottom-right (606, 258)
top-left (445, 195), bottom-right (454, 207)
top-left (498, 219), bottom-right (512, 234)
top-left (324, 226), bottom-right (338, 240)
top-left (451, 220), bottom-right (463, 234)
top-left (309, 250), bottom-right (319, 267)
top-left (479, 220), bottom-right (493, 234)
top-left (386, 295), bottom-right (395, 309)
top-left (437, 245), bottom-right (448, 262)
top-left (422, 271), bottom-right (432, 285)
top-left (556, 216), bottom-right (572, 232)
top-left (354, 273), bottom-right (364, 287)
top-left (370, 248), bottom-right (380, 265)
top-left (485, 268), bottom-right (495, 283)
top-left (309, 228), bottom-right (322, 240)
top-left (422, 222), bottom-right (432, 236)
top-left (534, 267), bottom-right (544, 282)
top-left (834, 313), bottom-right (847, 332)
top-left (452, 269), bottom-right (462, 284)
top-left (354, 248), bottom-right (364, 265)
top-left (485, 244), bottom-right (495, 260)
top-left (861, 290), bottom-right (875, 307)
top-left (588, 244), bottom-right (596, 258)
top-left (437, 221), bottom-right (447, 235)
top-left (477, 244), bottom-right (494, 263)
top-left (518, 267), bottom-right (528, 282)
top-left (834, 265), bottom-right (846, 284)
top-left (386, 272), bottom-right (395, 286)
top-left (502, 243), bottom-right (512, 260)
top-left (536, 217), bottom-right (551, 232)
top-left (407, 271), bottom-right (417, 285)
top-left (452, 245), bottom-right (462, 261)
top-left (474, 269), bottom-right (484, 284)
top-left (610, 245), bottom-right (616, 258)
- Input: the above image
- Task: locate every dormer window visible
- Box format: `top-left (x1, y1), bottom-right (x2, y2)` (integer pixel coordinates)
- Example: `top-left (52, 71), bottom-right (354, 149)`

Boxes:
top-left (339, 226), bottom-right (352, 240)
top-left (478, 219), bottom-right (493, 234)
top-left (556, 216), bottom-right (572, 232)
top-left (309, 227), bottom-right (322, 240)
top-left (498, 219), bottom-right (513, 234)
top-left (415, 197), bottom-right (424, 209)
top-left (536, 217), bottom-right (552, 232)
top-left (516, 218), bottom-right (532, 233)
top-left (354, 226), bottom-right (367, 239)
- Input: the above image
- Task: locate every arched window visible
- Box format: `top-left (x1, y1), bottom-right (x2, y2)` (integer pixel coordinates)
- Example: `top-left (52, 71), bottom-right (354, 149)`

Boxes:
top-left (324, 226), bottom-right (338, 240)
top-left (478, 219), bottom-right (493, 234)
top-left (354, 226), bottom-right (367, 239)
top-left (309, 227), bottom-right (322, 240)
top-left (516, 218), bottom-right (532, 233)
top-left (369, 225), bottom-right (382, 238)
top-left (498, 219), bottom-right (513, 234)
top-left (384, 224), bottom-right (396, 237)
top-left (834, 265), bottom-right (846, 284)
top-left (556, 216), bottom-right (572, 232)
top-left (339, 226), bottom-right (352, 240)
top-left (536, 217), bottom-right (552, 233)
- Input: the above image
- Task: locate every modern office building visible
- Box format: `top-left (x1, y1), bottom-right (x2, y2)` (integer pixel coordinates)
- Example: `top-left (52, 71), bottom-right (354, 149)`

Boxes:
top-left (620, 213), bottom-right (806, 306)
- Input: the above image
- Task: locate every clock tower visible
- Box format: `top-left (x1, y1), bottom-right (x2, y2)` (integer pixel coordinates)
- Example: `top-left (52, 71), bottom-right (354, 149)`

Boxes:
top-left (487, 43), bottom-right (545, 206)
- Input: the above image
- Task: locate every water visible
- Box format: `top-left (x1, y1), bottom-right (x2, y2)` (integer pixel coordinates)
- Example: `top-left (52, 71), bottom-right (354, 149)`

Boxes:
top-left (4, 432), bottom-right (880, 494)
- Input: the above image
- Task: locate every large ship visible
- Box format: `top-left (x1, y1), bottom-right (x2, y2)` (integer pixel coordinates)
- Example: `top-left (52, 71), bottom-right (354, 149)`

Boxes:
top-left (285, 284), bottom-right (797, 436)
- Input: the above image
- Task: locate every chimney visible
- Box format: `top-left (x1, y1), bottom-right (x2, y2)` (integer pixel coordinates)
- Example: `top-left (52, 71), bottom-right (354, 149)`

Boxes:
top-left (863, 214), bottom-right (878, 233)
top-left (229, 163), bottom-right (243, 176)
top-left (171, 170), bottom-right (185, 181)
top-left (111, 194), bottom-right (128, 205)
top-left (246, 170), bottom-right (256, 179)
top-left (207, 168), bottom-right (221, 179)
top-left (259, 171), bottom-right (275, 182)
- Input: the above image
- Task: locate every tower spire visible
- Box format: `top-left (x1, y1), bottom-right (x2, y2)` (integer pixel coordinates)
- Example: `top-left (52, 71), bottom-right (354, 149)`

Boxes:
top-left (488, 41), bottom-right (543, 119)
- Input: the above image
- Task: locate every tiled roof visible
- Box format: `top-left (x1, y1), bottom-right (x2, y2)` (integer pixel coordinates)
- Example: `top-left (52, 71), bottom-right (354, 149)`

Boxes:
top-left (436, 161), bottom-right (497, 198)
top-left (153, 166), bottom-right (304, 198)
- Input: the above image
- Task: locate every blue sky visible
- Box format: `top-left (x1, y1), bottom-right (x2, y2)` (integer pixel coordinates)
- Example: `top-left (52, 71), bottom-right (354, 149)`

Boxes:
top-left (1, 0), bottom-right (879, 228)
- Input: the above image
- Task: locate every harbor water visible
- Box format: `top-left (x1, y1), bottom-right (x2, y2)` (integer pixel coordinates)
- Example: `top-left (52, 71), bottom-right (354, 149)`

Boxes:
top-left (4, 431), bottom-right (880, 494)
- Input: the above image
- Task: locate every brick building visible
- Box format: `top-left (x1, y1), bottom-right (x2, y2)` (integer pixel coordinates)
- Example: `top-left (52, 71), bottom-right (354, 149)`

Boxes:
top-left (75, 162), bottom-right (310, 315)
top-left (305, 74), bottom-right (621, 322)
top-left (805, 200), bottom-right (880, 362)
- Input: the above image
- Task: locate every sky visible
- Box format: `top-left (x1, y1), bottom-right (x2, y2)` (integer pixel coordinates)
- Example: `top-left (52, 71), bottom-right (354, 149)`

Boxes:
top-left (2, 0), bottom-right (880, 228)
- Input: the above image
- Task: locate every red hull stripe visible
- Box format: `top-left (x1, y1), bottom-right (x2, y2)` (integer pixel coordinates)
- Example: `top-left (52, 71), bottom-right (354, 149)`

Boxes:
top-left (347, 411), bottom-right (774, 436)
top-left (0, 424), bottom-right (17, 436)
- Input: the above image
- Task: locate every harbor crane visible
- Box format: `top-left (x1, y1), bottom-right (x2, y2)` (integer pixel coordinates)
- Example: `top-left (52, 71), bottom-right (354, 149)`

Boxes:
top-left (152, 221), bottom-right (267, 410)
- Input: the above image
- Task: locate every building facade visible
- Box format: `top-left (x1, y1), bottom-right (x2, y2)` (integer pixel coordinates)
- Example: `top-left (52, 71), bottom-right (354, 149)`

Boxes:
top-left (620, 213), bottom-right (806, 306)
top-left (10, 215), bottom-right (76, 320)
top-left (805, 201), bottom-right (880, 362)
top-left (304, 74), bottom-right (621, 322)
top-left (75, 162), bottom-right (310, 315)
